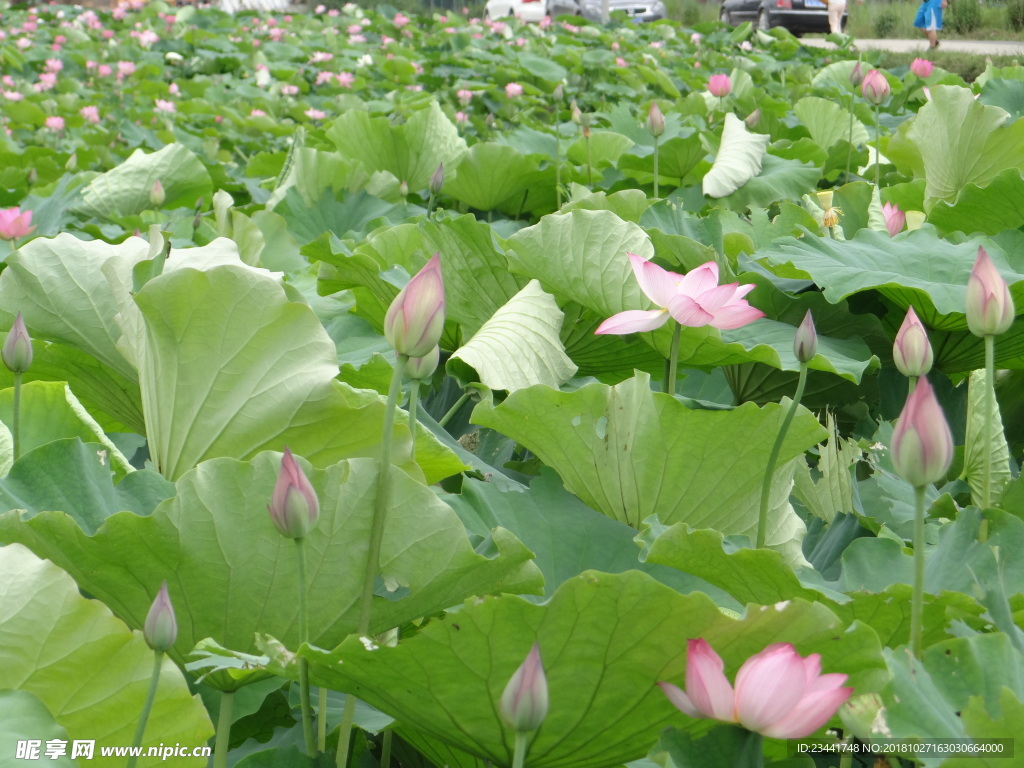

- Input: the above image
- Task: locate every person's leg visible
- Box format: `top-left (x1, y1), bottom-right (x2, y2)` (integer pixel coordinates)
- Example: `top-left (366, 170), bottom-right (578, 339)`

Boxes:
top-left (828, 0), bottom-right (844, 33)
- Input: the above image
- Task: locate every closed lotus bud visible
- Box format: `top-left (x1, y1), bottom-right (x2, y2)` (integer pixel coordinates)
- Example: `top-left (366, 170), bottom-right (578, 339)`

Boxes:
top-left (499, 643), bottom-right (548, 733)
top-left (646, 101), bottom-right (665, 138)
top-left (891, 376), bottom-right (953, 488)
top-left (570, 100), bottom-right (582, 124)
top-left (966, 246), bottom-right (1015, 337)
top-left (2, 312), bottom-right (33, 374)
top-left (552, 83), bottom-right (563, 101)
top-left (745, 108), bottom-right (761, 128)
top-left (267, 447), bottom-right (319, 539)
top-left (385, 254), bottom-right (446, 358)
top-left (144, 581), bottom-right (177, 652)
top-left (150, 179), bottom-right (165, 206)
top-left (404, 345), bottom-right (439, 380)
top-left (399, 180), bottom-right (409, 198)
top-left (429, 163), bottom-right (444, 196)
top-left (893, 306), bottom-right (933, 377)
top-left (849, 61), bottom-right (864, 87)
top-left (861, 69), bottom-right (890, 104)
top-left (793, 310), bottom-right (817, 363)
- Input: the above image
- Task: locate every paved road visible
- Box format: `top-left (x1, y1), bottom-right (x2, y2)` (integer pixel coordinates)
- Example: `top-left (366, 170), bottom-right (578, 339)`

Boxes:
top-left (803, 37), bottom-right (1024, 55)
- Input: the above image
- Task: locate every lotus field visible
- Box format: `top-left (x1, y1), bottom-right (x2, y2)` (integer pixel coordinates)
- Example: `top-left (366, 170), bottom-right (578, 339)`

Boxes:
top-left (2, 1), bottom-right (1024, 766)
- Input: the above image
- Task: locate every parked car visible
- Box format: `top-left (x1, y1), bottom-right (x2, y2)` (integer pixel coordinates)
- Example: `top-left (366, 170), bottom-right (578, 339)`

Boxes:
top-left (486, 0), bottom-right (666, 22)
top-left (576, 0), bottom-right (668, 22)
top-left (483, 0), bottom-right (549, 22)
top-left (718, 0), bottom-right (846, 34)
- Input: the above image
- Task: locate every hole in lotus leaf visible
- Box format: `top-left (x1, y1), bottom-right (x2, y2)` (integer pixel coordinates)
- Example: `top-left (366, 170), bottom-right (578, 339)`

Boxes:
top-left (595, 416), bottom-right (608, 440)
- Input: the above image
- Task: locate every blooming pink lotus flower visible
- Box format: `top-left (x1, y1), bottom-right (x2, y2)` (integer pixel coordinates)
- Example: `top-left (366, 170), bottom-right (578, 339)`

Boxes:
top-left (337, 71), bottom-right (355, 87)
top-left (250, 109), bottom-right (266, 117)
top-left (499, 643), bottom-right (548, 733)
top-left (267, 447), bottom-right (319, 539)
top-left (893, 305), bottom-right (933, 378)
top-left (505, 82), bottom-right (523, 98)
top-left (882, 202), bottom-right (905, 237)
top-left (457, 88), bottom-right (473, 105)
top-left (708, 73), bottom-right (731, 98)
top-left (154, 99), bottom-right (175, 114)
top-left (305, 108), bottom-right (327, 120)
top-left (595, 254), bottom-right (764, 335)
top-left (658, 639), bottom-right (853, 738)
top-left (910, 58), bottom-right (934, 78)
top-left (45, 115), bottom-right (64, 132)
top-left (393, 11), bottom-right (410, 27)
top-left (861, 69), bottom-right (890, 104)
top-left (385, 254), bottom-right (446, 358)
top-left (891, 375), bottom-right (953, 487)
top-left (966, 246), bottom-right (1015, 337)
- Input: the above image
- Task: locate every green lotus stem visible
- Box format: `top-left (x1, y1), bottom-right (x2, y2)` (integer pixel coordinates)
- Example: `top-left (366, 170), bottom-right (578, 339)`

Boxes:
top-left (381, 729), bottom-right (393, 768)
top-left (980, 334), bottom-right (996, 543)
top-left (555, 136), bottom-right (562, 209)
top-left (653, 134), bottom-right (660, 199)
top-left (126, 650), bottom-right (164, 768)
top-left (840, 746), bottom-right (852, 768)
top-left (665, 320), bottom-right (681, 395)
top-left (439, 391), bottom-right (470, 428)
top-left (12, 371), bottom-right (21, 462)
top-left (338, 357), bottom-right (404, 768)
top-left (756, 363), bottom-right (809, 549)
top-left (511, 731), bottom-right (529, 768)
top-left (317, 688), bottom-right (328, 752)
top-left (586, 132), bottom-right (593, 187)
top-left (845, 93), bottom-right (855, 181)
top-left (910, 484), bottom-right (927, 657)
top-left (212, 692), bottom-right (234, 768)
top-left (873, 101), bottom-right (881, 190)
top-left (426, 192), bottom-right (436, 218)
top-left (408, 380), bottom-right (420, 461)
top-left (295, 537), bottom-right (315, 756)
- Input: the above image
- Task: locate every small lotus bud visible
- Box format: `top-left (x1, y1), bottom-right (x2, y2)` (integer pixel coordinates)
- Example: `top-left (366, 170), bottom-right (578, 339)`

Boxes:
top-left (499, 643), bottom-right (548, 733)
top-left (2, 312), bottom-right (33, 374)
top-left (267, 447), bottom-right (319, 539)
top-left (552, 83), bottom-right (563, 101)
top-left (966, 246), bottom-right (1015, 337)
top-left (891, 376), bottom-right (953, 488)
top-left (570, 100), bottom-right (581, 124)
top-left (384, 254), bottom-right (446, 358)
top-left (404, 345), bottom-right (439, 380)
top-left (849, 61), bottom-right (864, 87)
top-left (708, 73), bottom-right (731, 98)
top-left (144, 581), bottom-right (177, 652)
top-left (861, 69), bottom-right (890, 104)
top-left (65, 153), bottom-right (77, 172)
top-left (793, 310), bottom-right (817, 363)
top-left (429, 163), bottom-right (444, 196)
top-left (893, 306), bottom-right (933, 378)
top-left (399, 180), bottom-right (409, 198)
top-left (745, 108), bottom-right (761, 128)
top-left (882, 202), bottom-right (905, 237)
top-left (646, 101), bottom-right (665, 138)
top-left (150, 179), bottom-right (165, 206)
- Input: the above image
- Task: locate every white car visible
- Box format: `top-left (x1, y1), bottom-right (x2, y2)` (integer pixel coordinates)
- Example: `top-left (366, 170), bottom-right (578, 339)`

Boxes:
top-left (483, 0), bottom-right (550, 22)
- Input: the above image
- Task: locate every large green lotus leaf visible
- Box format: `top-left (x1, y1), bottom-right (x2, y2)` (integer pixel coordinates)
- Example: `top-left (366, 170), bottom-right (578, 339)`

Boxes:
top-left (962, 369), bottom-right (1011, 507)
top-left (756, 228), bottom-right (1024, 331)
top-left (78, 143), bottom-right (212, 220)
top-left (299, 572), bottom-right (885, 768)
top-left (504, 209), bottom-right (654, 317)
top-left (0, 543), bottom-right (213, 765)
top-left (444, 144), bottom-right (546, 212)
top-left (719, 155), bottom-right (821, 211)
top-left (702, 114), bottom-right (769, 199)
top-left (471, 373), bottom-right (826, 533)
top-left (906, 85), bottom-right (1024, 210)
top-left (0, 690), bottom-right (74, 767)
top-left (559, 189), bottom-right (655, 223)
top-left (616, 132), bottom-right (706, 182)
top-left (566, 131), bottom-right (635, 169)
top-left (0, 233), bottom-right (145, 380)
top-left (794, 96), bottom-right (869, 150)
top-left (326, 102), bottom-right (467, 192)
top-left (978, 77), bottom-right (1024, 120)
top-left (927, 168), bottom-right (1024, 236)
top-left (0, 438), bottom-right (173, 534)
top-left (0, 455), bottom-right (541, 663)
top-left (953, 690), bottom-right (1024, 768)
top-left (448, 280), bottom-right (576, 392)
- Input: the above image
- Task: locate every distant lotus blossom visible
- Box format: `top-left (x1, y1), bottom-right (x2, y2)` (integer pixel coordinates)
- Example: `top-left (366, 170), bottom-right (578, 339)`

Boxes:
top-left (44, 58), bottom-right (63, 72)
top-left (305, 108), bottom-right (327, 120)
top-left (250, 109), bottom-right (266, 117)
top-left (169, 83), bottom-right (180, 95)
top-left (347, 23), bottom-right (361, 32)
top-left (691, 32), bottom-right (702, 45)
top-left (328, 8), bottom-right (340, 16)
top-left (455, 110), bottom-right (468, 123)
top-left (102, 30), bottom-right (114, 39)
top-left (86, 60), bottom-right (97, 70)
top-left (155, 99), bottom-right (176, 113)
top-left (315, 4), bottom-right (326, 12)
top-left (612, 41), bottom-right (620, 50)
top-left (269, 28), bottom-right (285, 41)
top-left (349, 34), bottom-right (366, 43)
top-left (910, 58), bottom-right (934, 78)
top-left (315, 70), bottom-right (335, 85)
top-left (650, 40), bottom-right (663, 48)
top-left (281, 84), bottom-right (299, 96)
top-left (117, 61), bottom-right (136, 80)
top-left (33, 73), bottom-right (57, 92)
top-left (309, 51), bottom-right (333, 63)
top-left (112, 6), bottom-right (127, 19)
top-left (45, 116), bottom-right (65, 132)
top-left (356, 54), bottom-right (373, 68)
top-left (739, 40), bottom-right (753, 51)
top-left (540, 15), bottom-right (552, 27)
top-left (491, 20), bottom-right (507, 34)
top-left (515, 37), bottom-right (527, 46)
top-left (137, 29), bottom-right (159, 47)
top-left (393, 12), bottom-right (410, 27)
top-left (406, 84), bottom-right (423, 91)
top-left (2, 91), bottom-right (25, 101)
top-left (381, 34), bottom-right (395, 45)
top-left (98, 64), bottom-right (112, 77)
top-left (80, 105), bottom-right (101, 124)
top-left (444, 26), bottom-right (456, 33)
top-left (457, 89), bottom-right (473, 105)
top-left (337, 71), bottom-right (355, 87)
top-left (16, 38), bottom-right (31, 50)
top-left (616, 57), bottom-right (627, 67)
top-left (505, 82), bottom-right (523, 98)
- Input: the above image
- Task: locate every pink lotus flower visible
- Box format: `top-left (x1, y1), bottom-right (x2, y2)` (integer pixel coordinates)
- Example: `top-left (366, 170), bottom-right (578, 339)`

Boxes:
top-left (45, 116), bottom-right (64, 132)
top-left (267, 447), bottom-right (319, 539)
top-left (499, 644), bottom-right (548, 733)
top-left (882, 202), bottom-right (905, 237)
top-left (893, 306), bottom-right (933, 378)
top-left (0, 208), bottom-right (34, 241)
top-left (98, 64), bottom-right (112, 77)
top-left (659, 639), bottom-right (853, 738)
top-left (910, 58), bottom-right (934, 78)
top-left (250, 109), bottom-right (266, 117)
top-left (708, 73), bottom-right (731, 98)
top-left (616, 57), bottom-right (627, 67)
top-left (2, 312), bottom-right (33, 373)
top-left (457, 88), bottom-right (473, 105)
top-left (337, 71), bottom-right (355, 87)
top-left (143, 581), bottom-right (177, 652)
top-left (595, 255), bottom-right (764, 334)
top-left (80, 105), bottom-right (101, 124)
top-left (305, 108), bottom-right (327, 120)
top-left (861, 69), bottom-right (890, 104)
top-left (966, 246), bottom-right (1015, 337)
top-left (505, 82), bottom-right (523, 98)
top-left (154, 99), bottom-right (175, 113)
top-left (393, 11), bottom-right (410, 27)
top-left (385, 253), bottom-right (445, 358)
top-left (891, 375), bottom-right (953, 487)
top-left (455, 110), bottom-right (468, 123)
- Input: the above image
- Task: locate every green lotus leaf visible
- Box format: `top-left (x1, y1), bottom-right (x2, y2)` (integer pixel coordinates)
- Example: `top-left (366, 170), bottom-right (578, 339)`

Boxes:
top-left (794, 96), bottom-right (869, 150)
top-left (702, 114), bottom-right (769, 199)
top-left (445, 143), bottom-right (546, 213)
top-left (0, 690), bottom-right (74, 767)
top-left (927, 168), bottom-right (1024, 236)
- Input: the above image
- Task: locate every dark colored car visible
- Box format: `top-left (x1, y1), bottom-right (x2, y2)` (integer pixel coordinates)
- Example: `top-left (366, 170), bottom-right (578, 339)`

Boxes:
top-left (718, 0), bottom-right (846, 34)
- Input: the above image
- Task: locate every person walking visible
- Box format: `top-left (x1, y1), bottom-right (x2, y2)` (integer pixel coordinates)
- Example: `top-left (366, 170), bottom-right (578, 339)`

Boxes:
top-left (914, 0), bottom-right (948, 48)
top-left (828, 0), bottom-right (846, 35)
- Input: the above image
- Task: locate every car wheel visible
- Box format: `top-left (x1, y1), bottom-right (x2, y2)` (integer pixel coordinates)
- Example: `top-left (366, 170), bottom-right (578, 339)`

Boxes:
top-left (757, 9), bottom-right (772, 30)
top-left (719, 6), bottom-right (732, 25)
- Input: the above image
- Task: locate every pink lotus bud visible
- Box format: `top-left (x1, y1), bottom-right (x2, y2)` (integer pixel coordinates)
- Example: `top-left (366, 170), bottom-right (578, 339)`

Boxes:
top-left (399, 180), bottom-right (409, 198)
top-left (144, 581), bottom-right (177, 651)
top-left (499, 643), bottom-right (548, 733)
top-left (849, 61), bottom-right (864, 87)
top-left (429, 163), bottom-right (444, 196)
top-left (646, 101), bottom-right (665, 138)
top-left (893, 306), bottom-right (933, 378)
top-left (891, 376), bottom-right (953, 488)
top-left (882, 202), bottom-right (905, 237)
top-left (861, 69), bottom-right (890, 104)
top-left (793, 310), bottom-right (817, 363)
top-left (707, 73), bottom-right (731, 98)
top-left (910, 58), bottom-right (934, 78)
top-left (267, 447), bottom-right (319, 539)
top-left (0, 207), bottom-right (35, 240)
top-left (2, 312), bottom-right (33, 373)
top-left (404, 345), bottom-right (439, 380)
top-left (966, 246), bottom-right (1015, 337)
top-left (570, 100), bottom-right (581, 124)
top-left (150, 179), bottom-right (165, 206)
top-left (384, 254), bottom-right (445, 358)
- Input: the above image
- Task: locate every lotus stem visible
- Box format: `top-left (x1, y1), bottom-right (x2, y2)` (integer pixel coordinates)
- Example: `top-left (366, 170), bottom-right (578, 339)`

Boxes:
top-left (873, 101), bottom-right (881, 190)
top-left (408, 380), bottom-right (420, 461)
top-left (295, 537), bottom-right (315, 756)
top-left (126, 650), bottom-right (164, 768)
top-left (426, 192), bottom-right (436, 218)
top-left (845, 93), bottom-right (855, 181)
top-left (335, 694), bottom-right (358, 768)
top-left (212, 692), bottom-right (234, 768)
top-left (756, 363), bottom-right (809, 549)
top-left (585, 131), bottom-right (593, 187)
top-left (439, 391), bottom-right (471, 428)
top-left (665, 320), bottom-right (681, 396)
top-left (555, 136), bottom-right (562, 209)
top-left (653, 134), bottom-right (660, 199)
top-left (980, 334), bottom-right (995, 542)
top-left (12, 370), bottom-right (21, 462)
top-left (911, 484), bottom-right (927, 657)
top-left (511, 731), bottom-right (529, 768)
top-left (381, 730), bottom-right (393, 768)
top-left (317, 688), bottom-right (328, 752)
